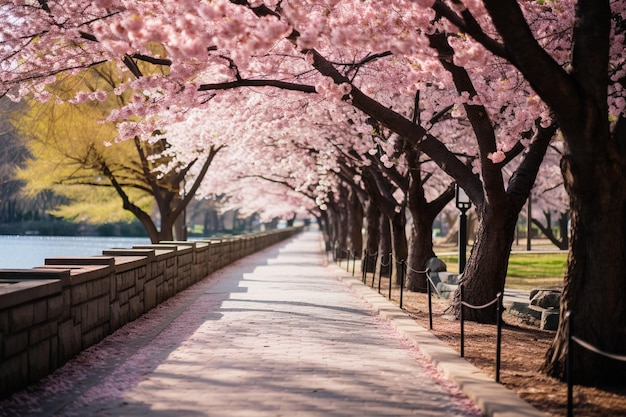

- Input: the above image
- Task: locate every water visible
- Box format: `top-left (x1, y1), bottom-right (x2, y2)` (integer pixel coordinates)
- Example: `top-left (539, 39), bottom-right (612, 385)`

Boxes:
top-left (0, 235), bottom-right (151, 269)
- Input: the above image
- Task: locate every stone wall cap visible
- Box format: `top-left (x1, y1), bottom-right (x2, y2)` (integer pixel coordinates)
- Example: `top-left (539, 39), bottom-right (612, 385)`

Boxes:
top-left (0, 278), bottom-right (63, 309)
top-left (102, 249), bottom-right (156, 261)
top-left (45, 256), bottom-right (116, 267)
top-left (111, 255), bottom-right (150, 272)
top-left (131, 245), bottom-right (182, 257)
top-left (0, 269), bottom-right (71, 287)
top-left (35, 264), bottom-right (112, 284)
top-left (160, 241), bottom-right (209, 249)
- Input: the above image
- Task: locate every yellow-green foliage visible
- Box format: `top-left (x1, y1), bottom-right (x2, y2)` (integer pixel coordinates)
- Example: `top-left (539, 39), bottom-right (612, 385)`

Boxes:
top-left (46, 186), bottom-right (152, 223)
top-left (13, 61), bottom-right (158, 223)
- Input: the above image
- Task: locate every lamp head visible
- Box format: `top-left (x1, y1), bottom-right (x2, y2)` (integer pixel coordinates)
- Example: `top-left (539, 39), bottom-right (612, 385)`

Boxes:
top-left (455, 184), bottom-right (472, 211)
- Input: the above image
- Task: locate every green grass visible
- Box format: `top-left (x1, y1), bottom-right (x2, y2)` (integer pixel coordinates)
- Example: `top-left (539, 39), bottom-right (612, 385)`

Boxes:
top-left (436, 252), bottom-right (567, 290)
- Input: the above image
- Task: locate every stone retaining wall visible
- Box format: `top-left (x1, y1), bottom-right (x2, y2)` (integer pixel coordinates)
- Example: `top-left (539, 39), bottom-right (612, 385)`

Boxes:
top-left (0, 228), bottom-right (302, 399)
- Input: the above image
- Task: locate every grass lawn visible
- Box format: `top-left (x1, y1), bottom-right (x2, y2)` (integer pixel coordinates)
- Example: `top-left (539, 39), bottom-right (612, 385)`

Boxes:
top-left (435, 251), bottom-right (566, 290)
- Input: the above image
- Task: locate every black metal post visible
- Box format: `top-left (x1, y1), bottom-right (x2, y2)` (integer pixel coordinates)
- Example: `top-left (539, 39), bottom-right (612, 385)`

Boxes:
top-left (362, 250), bottom-right (368, 283)
top-left (460, 284), bottom-right (465, 358)
top-left (372, 252), bottom-right (379, 287)
top-left (378, 264), bottom-right (382, 293)
top-left (399, 260), bottom-right (405, 309)
top-left (387, 252), bottom-right (393, 285)
top-left (388, 259), bottom-right (392, 300)
top-left (459, 209), bottom-right (468, 274)
top-left (373, 258), bottom-right (379, 288)
top-left (346, 250), bottom-right (350, 272)
top-left (455, 185), bottom-right (471, 274)
top-left (496, 292), bottom-right (503, 383)
top-left (427, 271), bottom-right (433, 330)
top-left (567, 311), bottom-right (574, 417)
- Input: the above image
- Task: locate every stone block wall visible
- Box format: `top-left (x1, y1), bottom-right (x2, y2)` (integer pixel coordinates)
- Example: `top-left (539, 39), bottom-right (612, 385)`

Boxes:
top-left (0, 228), bottom-right (302, 399)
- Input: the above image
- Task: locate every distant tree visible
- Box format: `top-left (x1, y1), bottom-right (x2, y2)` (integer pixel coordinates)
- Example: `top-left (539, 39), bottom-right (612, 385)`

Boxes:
top-left (0, 97), bottom-right (28, 222)
top-left (15, 62), bottom-right (222, 242)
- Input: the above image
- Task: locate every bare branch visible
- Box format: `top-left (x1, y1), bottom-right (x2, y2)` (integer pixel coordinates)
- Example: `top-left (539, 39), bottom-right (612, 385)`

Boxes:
top-left (198, 79), bottom-right (316, 93)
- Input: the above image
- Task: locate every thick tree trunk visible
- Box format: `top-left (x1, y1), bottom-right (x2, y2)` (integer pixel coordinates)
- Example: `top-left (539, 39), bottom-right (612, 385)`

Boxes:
top-left (335, 210), bottom-right (348, 259)
top-left (335, 187), bottom-right (350, 259)
top-left (157, 220), bottom-right (175, 242)
top-left (348, 191), bottom-right (363, 256)
top-left (326, 199), bottom-right (345, 257)
top-left (173, 211), bottom-right (187, 241)
top-left (542, 156), bottom-right (626, 384)
top-left (316, 211), bottom-right (332, 252)
top-left (405, 148), bottom-right (436, 292)
top-left (390, 210), bottom-right (408, 286)
top-left (377, 212), bottom-right (393, 279)
top-left (363, 201), bottom-right (380, 273)
top-left (448, 208), bottom-right (518, 323)
top-left (407, 215), bottom-right (436, 292)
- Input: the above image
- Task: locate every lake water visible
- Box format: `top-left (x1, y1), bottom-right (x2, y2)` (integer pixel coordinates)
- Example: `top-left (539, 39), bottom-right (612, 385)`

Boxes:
top-left (0, 235), bottom-right (151, 269)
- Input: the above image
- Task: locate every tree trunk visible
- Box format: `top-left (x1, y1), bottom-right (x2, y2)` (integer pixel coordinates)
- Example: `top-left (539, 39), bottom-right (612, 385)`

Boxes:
top-left (407, 214), bottom-right (436, 292)
top-left (377, 212), bottom-right (393, 279)
top-left (158, 216), bottom-right (175, 242)
top-left (174, 209), bottom-right (187, 240)
top-left (335, 201), bottom-right (348, 259)
top-left (348, 190), bottom-right (364, 256)
top-left (542, 155), bottom-right (626, 384)
top-left (363, 201), bottom-right (380, 273)
top-left (390, 210), bottom-right (408, 286)
top-left (316, 211), bottom-right (332, 252)
top-left (448, 207), bottom-right (518, 323)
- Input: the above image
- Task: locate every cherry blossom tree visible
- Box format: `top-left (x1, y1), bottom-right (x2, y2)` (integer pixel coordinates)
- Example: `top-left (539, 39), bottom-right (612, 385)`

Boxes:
top-left (467, 1), bottom-right (626, 384)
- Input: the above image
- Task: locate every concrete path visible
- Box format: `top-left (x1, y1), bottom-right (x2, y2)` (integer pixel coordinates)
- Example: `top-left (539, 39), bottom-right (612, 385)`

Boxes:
top-left (0, 231), bottom-right (541, 417)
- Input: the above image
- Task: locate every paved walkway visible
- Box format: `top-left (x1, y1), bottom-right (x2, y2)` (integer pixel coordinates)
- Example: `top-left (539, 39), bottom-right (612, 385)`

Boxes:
top-left (0, 231), bottom-right (542, 417)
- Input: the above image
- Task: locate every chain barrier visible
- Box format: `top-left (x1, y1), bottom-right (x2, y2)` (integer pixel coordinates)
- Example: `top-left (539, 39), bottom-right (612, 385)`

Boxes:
top-left (570, 337), bottom-right (626, 362)
top-left (460, 284), bottom-right (504, 382)
top-left (362, 252), bottom-right (443, 321)
top-left (361, 249), bottom-right (370, 284)
top-left (331, 247), bottom-right (359, 277)
top-left (460, 297), bottom-right (500, 310)
top-left (566, 311), bottom-right (626, 417)
top-left (356, 248), bottom-right (509, 385)
top-left (405, 264), bottom-right (440, 296)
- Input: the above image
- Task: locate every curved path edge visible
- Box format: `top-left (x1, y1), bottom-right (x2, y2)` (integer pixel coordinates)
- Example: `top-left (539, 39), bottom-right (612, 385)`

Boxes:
top-left (332, 266), bottom-right (547, 417)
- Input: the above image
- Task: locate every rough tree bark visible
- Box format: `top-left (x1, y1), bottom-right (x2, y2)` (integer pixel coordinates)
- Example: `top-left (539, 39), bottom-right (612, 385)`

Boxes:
top-left (348, 188), bottom-right (364, 257)
top-left (363, 200), bottom-right (380, 274)
top-left (377, 212), bottom-right (393, 280)
top-left (449, 205), bottom-right (518, 322)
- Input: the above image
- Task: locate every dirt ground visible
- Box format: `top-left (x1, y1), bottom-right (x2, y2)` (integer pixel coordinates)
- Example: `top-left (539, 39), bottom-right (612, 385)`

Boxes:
top-left (376, 284), bottom-right (626, 417)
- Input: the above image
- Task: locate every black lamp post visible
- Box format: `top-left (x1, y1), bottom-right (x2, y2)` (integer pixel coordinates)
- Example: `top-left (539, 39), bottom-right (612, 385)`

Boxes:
top-left (455, 184), bottom-right (472, 274)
